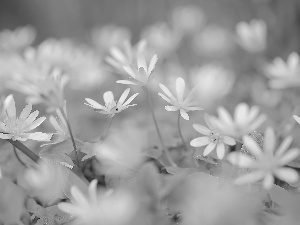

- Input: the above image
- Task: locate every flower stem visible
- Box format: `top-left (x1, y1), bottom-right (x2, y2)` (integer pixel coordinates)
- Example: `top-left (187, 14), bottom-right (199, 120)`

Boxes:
top-left (145, 86), bottom-right (177, 167)
top-left (13, 146), bottom-right (28, 167)
top-left (100, 117), bottom-right (113, 141)
top-left (177, 112), bottom-right (188, 151)
top-left (60, 108), bottom-right (80, 168)
top-left (7, 139), bottom-right (39, 163)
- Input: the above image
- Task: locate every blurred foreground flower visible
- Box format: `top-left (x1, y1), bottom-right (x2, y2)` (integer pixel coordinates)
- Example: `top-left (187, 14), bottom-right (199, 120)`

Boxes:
top-left (190, 114), bottom-right (236, 159)
top-left (10, 68), bottom-right (68, 111)
top-left (236, 19), bottom-right (266, 53)
top-left (58, 180), bottom-right (137, 225)
top-left (189, 65), bottom-right (235, 108)
top-left (228, 128), bottom-right (299, 189)
top-left (0, 26), bottom-right (36, 51)
top-left (265, 52), bottom-right (300, 89)
top-left (0, 95), bottom-right (51, 142)
top-left (85, 88), bottom-right (138, 118)
top-left (22, 160), bottom-right (69, 204)
top-left (117, 53), bottom-right (158, 86)
top-left (213, 103), bottom-right (266, 139)
top-left (158, 77), bottom-right (203, 120)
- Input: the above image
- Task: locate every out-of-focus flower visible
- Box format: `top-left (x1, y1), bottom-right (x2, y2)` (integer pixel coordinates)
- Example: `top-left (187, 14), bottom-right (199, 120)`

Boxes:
top-left (41, 109), bottom-right (69, 147)
top-left (236, 19), bottom-right (266, 53)
top-left (91, 24), bottom-right (131, 53)
top-left (158, 77), bottom-right (203, 120)
top-left (0, 95), bottom-right (51, 142)
top-left (0, 26), bottom-right (36, 51)
top-left (85, 88), bottom-right (139, 118)
top-left (264, 52), bottom-right (300, 89)
top-left (189, 65), bottom-right (235, 108)
top-left (10, 69), bottom-right (68, 112)
top-left (212, 103), bottom-right (266, 139)
top-left (141, 22), bottom-right (181, 58)
top-left (117, 53), bottom-right (158, 86)
top-left (193, 25), bottom-right (234, 56)
top-left (22, 160), bottom-right (69, 204)
top-left (171, 5), bottom-right (205, 34)
top-left (106, 39), bottom-right (146, 72)
top-left (190, 114), bottom-right (235, 159)
top-left (58, 180), bottom-right (137, 225)
top-left (26, 39), bottom-right (107, 89)
top-left (228, 128), bottom-right (299, 189)
top-left (294, 115), bottom-right (300, 125)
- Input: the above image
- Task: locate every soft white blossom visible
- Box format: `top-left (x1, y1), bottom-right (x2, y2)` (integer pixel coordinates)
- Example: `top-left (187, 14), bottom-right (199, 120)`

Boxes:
top-left (0, 95), bottom-right (51, 142)
top-left (117, 53), bottom-right (158, 86)
top-left (228, 127), bottom-right (299, 189)
top-left (58, 180), bottom-right (137, 225)
top-left (265, 52), bottom-right (300, 89)
top-left (212, 103), bottom-right (266, 139)
top-left (236, 19), bottom-right (266, 53)
top-left (190, 114), bottom-right (236, 159)
top-left (85, 88), bottom-right (138, 118)
top-left (158, 77), bottom-right (203, 120)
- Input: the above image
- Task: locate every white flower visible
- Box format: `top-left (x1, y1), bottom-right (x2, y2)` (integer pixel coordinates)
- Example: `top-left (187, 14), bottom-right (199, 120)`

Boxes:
top-left (158, 77), bottom-right (203, 120)
top-left (227, 128), bottom-right (299, 189)
top-left (264, 52), bottom-right (300, 89)
top-left (190, 114), bottom-right (236, 159)
top-left (58, 180), bottom-right (137, 225)
top-left (85, 88), bottom-right (139, 118)
top-left (189, 65), bottom-right (235, 108)
top-left (294, 115), bottom-right (300, 125)
top-left (0, 95), bottom-right (51, 142)
top-left (106, 39), bottom-right (146, 72)
top-left (213, 103), bottom-right (266, 139)
top-left (0, 26), bottom-right (36, 51)
top-left (10, 68), bottom-right (69, 112)
top-left (236, 19), bottom-right (266, 53)
top-left (117, 53), bottom-right (158, 86)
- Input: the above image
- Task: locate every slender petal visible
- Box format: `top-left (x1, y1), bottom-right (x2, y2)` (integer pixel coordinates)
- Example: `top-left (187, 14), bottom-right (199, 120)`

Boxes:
top-left (274, 168), bottom-right (299, 184)
top-left (276, 136), bottom-right (293, 157)
top-left (25, 117), bottom-right (46, 131)
top-left (123, 66), bottom-right (137, 79)
top-left (19, 103), bottom-right (32, 120)
top-left (180, 109), bottom-right (189, 120)
top-left (223, 136), bottom-right (236, 146)
top-left (23, 132), bottom-right (52, 141)
top-left (159, 84), bottom-right (177, 102)
top-left (193, 124), bottom-right (211, 136)
top-left (118, 88), bottom-right (130, 105)
top-left (148, 54), bottom-right (158, 74)
top-left (5, 95), bottom-right (16, 118)
top-left (116, 80), bottom-right (139, 85)
top-left (227, 152), bottom-right (256, 168)
top-left (85, 98), bottom-right (104, 110)
top-left (165, 106), bottom-right (178, 111)
top-left (278, 148), bottom-right (299, 165)
top-left (71, 186), bottom-right (90, 208)
top-left (243, 135), bottom-right (263, 159)
top-left (103, 91), bottom-right (114, 105)
top-left (176, 77), bottom-right (185, 103)
top-left (264, 127), bottom-right (276, 154)
top-left (158, 93), bottom-right (171, 103)
top-left (190, 136), bottom-right (211, 147)
top-left (234, 170), bottom-right (264, 185)
top-left (203, 142), bottom-right (216, 156)
top-left (0, 133), bottom-right (12, 139)
top-left (218, 107), bottom-right (234, 126)
top-left (122, 93), bottom-right (139, 106)
top-left (25, 110), bottom-right (39, 125)
top-left (262, 173), bottom-right (274, 189)
top-left (216, 142), bottom-right (225, 159)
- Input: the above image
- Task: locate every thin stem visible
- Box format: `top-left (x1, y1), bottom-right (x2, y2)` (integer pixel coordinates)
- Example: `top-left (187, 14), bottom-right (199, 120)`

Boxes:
top-left (100, 117), bottom-right (114, 141)
top-left (177, 112), bottom-right (188, 152)
top-left (7, 139), bottom-right (39, 163)
top-left (60, 108), bottom-right (80, 168)
top-left (13, 146), bottom-right (28, 168)
top-left (145, 86), bottom-right (177, 167)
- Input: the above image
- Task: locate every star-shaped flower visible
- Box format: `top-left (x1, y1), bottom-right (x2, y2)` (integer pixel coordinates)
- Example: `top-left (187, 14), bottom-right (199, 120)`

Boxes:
top-left (158, 77), bottom-right (203, 120)
top-left (0, 95), bottom-right (51, 142)
top-left (117, 53), bottom-right (158, 86)
top-left (265, 52), bottom-right (300, 89)
top-left (58, 180), bottom-right (137, 225)
top-left (212, 103), bottom-right (266, 139)
top-left (227, 127), bottom-right (299, 189)
top-left (85, 88), bottom-right (139, 118)
top-left (190, 114), bottom-right (236, 159)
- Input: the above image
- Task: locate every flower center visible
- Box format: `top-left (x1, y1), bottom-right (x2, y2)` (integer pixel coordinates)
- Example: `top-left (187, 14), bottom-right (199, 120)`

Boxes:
top-left (210, 131), bottom-right (221, 143)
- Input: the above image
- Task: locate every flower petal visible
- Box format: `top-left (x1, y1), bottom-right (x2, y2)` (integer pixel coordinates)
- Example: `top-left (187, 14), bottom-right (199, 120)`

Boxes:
top-left (159, 84), bottom-right (176, 102)
top-left (70, 186), bottom-right (89, 207)
top-left (234, 170), bottom-right (264, 185)
top-left (0, 133), bottom-right (12, 139)
top-left (116, 80), bottom-right (139, 85)
top-left (22, 132), bottom-right (52, 141)
top-left (227, 152), bottom-right (256, 168)
top-left (216, 142), bottom-right (225, 159)
top-left (274, 168), bottom-right (299, 184)
top-left (123, 66), bottom-right (137, 79)
top-left (85, 98), bottom-right (104, 110)
top-left (176, 77), bottom-right (185, 103)
top-left (203, 142), bottom-right (216, 156)
top-left (243, 135), bottom-right (263, 159)
top-left (192, 124), bottom-right (211, 136)
top-left (5, 95), bottom-right (16, 118)
top-left (122, 93), bottom-right (139, 106)
top-left (118, 88), bottom-right (130, 105)
top-left (262, 173), bottom-right (274, 189)
top-left (88, 179), bottom-right (98, 205)
top-left (293, 115), bottom-right (300, 124)
top-left (165, 106), bottom-right (178, 111)
top-left (25, 110), bottom-right (39, 125)
top-left (190, 136), bottom-right (210, 147)
top-left (180, 109), bottom-right (189, 120)
top-left (158, 93), bottom-right (171, 103)
top-left (264, 127), bottom-right (276, 155)
top-left (25, 117), bottom-right (46, 131)
top-left (276, 136), bottom-right (293, 157)
top-left (217, 106), bottom-right (234, 126)
top-left (19, 103), bottom-right (32, 120)
top-left (103, 91), bottom-right (114, 105)
top-left (148, 54), bottom-right (158, 74)
top-left (234, 103), bottom-right (249, 126)
top-left (278, 148), bottom-right (299, 165)
top-left (223, 136), bottom-right (236, 146)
